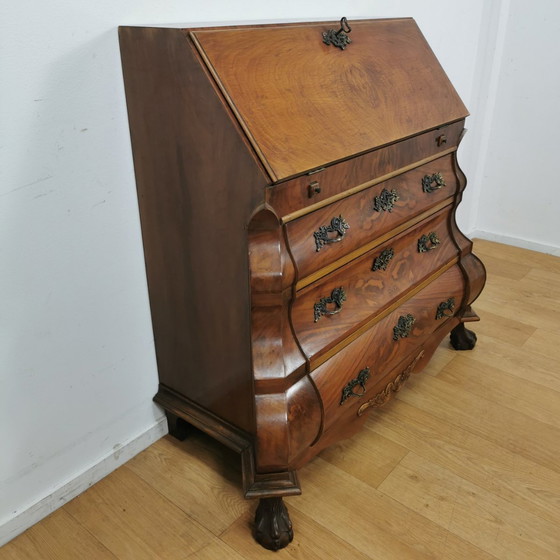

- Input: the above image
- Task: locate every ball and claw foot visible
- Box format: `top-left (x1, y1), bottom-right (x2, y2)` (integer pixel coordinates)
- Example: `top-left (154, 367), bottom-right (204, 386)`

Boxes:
top-left (254, 497), bottom-right (294, 551)
top-left (450, 323), bottom-right (477, 351)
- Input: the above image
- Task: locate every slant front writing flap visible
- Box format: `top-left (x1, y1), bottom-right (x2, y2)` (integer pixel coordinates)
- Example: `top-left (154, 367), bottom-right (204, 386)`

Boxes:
top-left (191, 18), bottom-right (468, 182)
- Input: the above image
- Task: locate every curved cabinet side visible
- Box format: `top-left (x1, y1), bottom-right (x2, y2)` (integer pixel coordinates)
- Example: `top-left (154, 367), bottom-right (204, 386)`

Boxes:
top-left (248, 206), bottom-right (322, 473)
top-left (448, 129), bottom-right (487, 315)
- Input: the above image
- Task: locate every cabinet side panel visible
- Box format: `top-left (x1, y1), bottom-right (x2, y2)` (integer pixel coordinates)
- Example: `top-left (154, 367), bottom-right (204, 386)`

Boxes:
top-left (119, 27), bottom-right (267, 433)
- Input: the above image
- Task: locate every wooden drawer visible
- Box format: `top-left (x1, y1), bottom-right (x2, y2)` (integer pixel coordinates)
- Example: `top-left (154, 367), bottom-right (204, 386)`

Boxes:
top-left (311, 264), bottom-right (465, 435)
top-left (286, 154), bottom-right (458, 283)
top-left (291, 206), bottom-right (458, 363)
top-left (267, 121), bottom-right (464, 219)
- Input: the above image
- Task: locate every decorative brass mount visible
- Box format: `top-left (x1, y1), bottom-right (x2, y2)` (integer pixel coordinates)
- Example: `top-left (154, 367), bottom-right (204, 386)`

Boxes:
top-left (373, 188), bottom-right (399, 213)
top-left (357, 351), bottom-right (425, 415)
top-left (322, 17), bottom-right (352, 50)
top-left (372, 248), bottom-right (394, 271)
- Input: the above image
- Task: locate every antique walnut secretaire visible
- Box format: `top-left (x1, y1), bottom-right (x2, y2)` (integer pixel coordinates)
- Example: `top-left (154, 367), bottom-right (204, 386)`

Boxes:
top-left (119, 17), bottom-right (485, 549)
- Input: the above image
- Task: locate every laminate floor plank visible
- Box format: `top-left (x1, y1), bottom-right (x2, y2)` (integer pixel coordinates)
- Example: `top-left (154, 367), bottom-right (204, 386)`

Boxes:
top-left (474, 252), bottom-right (531, 281)
top-left (523, 328), bottom-right (560, 359)
top-left (0, 510), bottom-right (117, 560)
top-left (184, 539), bottom-right (247, 560)
top-left (64, 466), bottom-right (214, 560)
top-left (467, 308), bottom-right (536, 347)
top-left (294, 458), bottom-right (498, 560)
top-left (437, 357), bottom-right (560, 429)
top-left (475, 281), bottom-right (560, 332)
top-left (125, 435), bottom-right (250, 536)
top-left (365, 400), bottom-right (560, 526)
top-left (378, 453), bottom-right (560, 560)
top-left (395, 371), bottom-right (560, 474)
top-left (452, 332), bottom-right (560, 393)
top-left (317, 427), bottom-right (409, 488)
top-left (519, 268), bottom-right (560, 304)
top-left (473, 239), bottom-right (560, 275)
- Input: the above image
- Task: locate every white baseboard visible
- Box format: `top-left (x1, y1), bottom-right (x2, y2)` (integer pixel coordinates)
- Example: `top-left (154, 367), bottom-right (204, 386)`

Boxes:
top-left (0, 415), bottom-right (168, 547)
top-left (469, 229), bottom-right (560, 257)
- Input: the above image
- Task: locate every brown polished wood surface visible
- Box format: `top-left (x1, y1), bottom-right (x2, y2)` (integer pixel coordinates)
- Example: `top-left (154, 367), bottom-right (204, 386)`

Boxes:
top-left (268, 121), bottom-right (464, 218)
top-left (286, 154), bottom-right (458, 281)
top-left (291, 206), bottom-right (459, 364)
top-left (192, 19), bottom-right (468, 180)
top-left (311, 264), bottom-right (465, 436)
top-left (119, 18), bottom-right (485, 549)
top-left (119, 27), bottom-right (267, 434)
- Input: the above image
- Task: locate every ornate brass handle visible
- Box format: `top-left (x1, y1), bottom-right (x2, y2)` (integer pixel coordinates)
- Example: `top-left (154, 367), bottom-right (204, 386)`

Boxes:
top-left (372, 248), bottom-right (394, 271)
top-left (313, 215), bottom-right (349, 251)
top-left (314, 287), bottom-right (347, 322)
top-left (340, 367), bottom-right (370, 405)
top-left (322, 17), bottom-right (352, 50)
top-left (373, 188), bottom-right (399, 213)
top-left (357, 351), bottom-right (424, 415)
top-left (418, 232), bottom-right (440, 253)
top-left (422, 173), bottom-right (446, 193)
top-left (393, 313), bottom-right (415, 340)
top-left (436, 297), bottom-right (455, 319)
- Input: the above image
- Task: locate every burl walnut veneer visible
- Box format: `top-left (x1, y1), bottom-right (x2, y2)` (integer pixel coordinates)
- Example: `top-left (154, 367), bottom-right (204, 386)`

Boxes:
top-left (119, 17), bottom-right (486, 550)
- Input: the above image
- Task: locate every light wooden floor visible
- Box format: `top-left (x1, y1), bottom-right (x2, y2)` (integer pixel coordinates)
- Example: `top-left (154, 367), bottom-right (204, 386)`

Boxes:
top-left (2, 240), bottom-right (560, 559)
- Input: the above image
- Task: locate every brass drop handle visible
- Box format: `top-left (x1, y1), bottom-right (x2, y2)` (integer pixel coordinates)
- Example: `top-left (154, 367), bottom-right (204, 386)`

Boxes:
top-left (418, 232), bottom-right (440, 253)
top-left (313, 215), bottom-right (350, 251)
top-left (422, 173), bottom-right (446, 193)
top-left (393, 313), bottom-right (415, 340)
top-left (373, 188), bottom-right (400, 213)
top-left (372, 248), bottom-right (394, 271)
top-left (314, 287), bottom-right (347, 322)
top-left (436, 297), bottom-right (455, 320)
top-left (340, 367), bottom-right (370, 405)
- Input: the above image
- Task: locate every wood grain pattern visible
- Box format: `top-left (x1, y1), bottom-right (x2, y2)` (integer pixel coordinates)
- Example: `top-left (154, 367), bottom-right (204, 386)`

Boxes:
top-left (1, 510), bottom-right (117, 560)
top-left (367, 395), bottom-right (560, 527)
top-left (396, 361), bottom-right (560, 474)
top-left (268, 122), bottom-right (464, 219)
top-left (193, 19), bottom-right (468, 180)
top-left (286, 154), bottom-right (458, 280)
top-left (119, 27), bottom-right (267, 433)
top-left (310, 264), bottom-right (465, 435)
top-left (295, 458), bottom-right (497, 560)
top-left (64, 466), bottom-right (215, 559)
top-left (378, 453), bottom-right (560, 560)
top-left (291, 206), bottom-right (458, 362)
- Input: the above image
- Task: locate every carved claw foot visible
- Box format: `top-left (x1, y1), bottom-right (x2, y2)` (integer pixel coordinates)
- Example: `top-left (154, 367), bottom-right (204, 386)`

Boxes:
top-left (254, 497), bottom-right (294, 551)
top-left (165, 412), bottom-right (190, 441)
top-left (450, 322), bottom-right (477, 350)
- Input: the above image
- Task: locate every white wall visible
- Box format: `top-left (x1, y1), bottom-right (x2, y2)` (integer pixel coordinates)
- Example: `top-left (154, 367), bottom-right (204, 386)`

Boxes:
top-left (0, 0), bottom-right (489, 545)
top-left (472, 0), bottom-right (560, 255)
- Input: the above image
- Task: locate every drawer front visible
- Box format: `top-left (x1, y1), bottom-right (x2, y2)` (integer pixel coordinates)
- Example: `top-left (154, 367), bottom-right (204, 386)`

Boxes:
top-left (267, 121), bottom-right (464, 220)
top-left (311, 264), bottom-right (465, 434)
top-left (291, 206), bottom-right (457, 363)
top-left (286, 154), bottom-right (457, 282)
